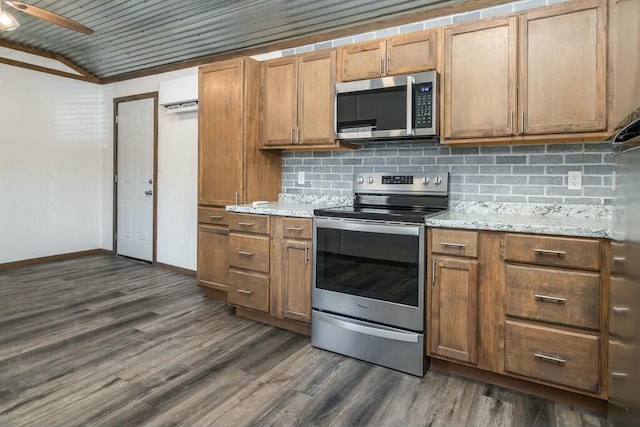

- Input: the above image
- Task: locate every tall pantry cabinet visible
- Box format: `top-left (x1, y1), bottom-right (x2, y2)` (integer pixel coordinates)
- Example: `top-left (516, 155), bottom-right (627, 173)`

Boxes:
top-left (197, 57), bottom-right (281, 299)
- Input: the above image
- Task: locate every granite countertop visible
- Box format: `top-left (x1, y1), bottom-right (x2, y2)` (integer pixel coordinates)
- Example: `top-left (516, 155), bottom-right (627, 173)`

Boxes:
top-left (227, 196), bottom-right (613, 238)
top-left (425, 201), bottom-right (612, 238)
top-left (225, 194), bottom-right (352, 218)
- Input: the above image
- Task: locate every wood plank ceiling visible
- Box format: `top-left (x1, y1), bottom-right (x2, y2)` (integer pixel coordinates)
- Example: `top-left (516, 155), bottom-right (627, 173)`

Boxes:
top-left (0, 0), bottom-right (512, 82)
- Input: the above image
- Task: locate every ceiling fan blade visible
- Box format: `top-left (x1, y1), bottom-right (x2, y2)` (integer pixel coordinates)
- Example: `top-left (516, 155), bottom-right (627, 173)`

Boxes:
top-left (4, 1), bottom-right (94, 34)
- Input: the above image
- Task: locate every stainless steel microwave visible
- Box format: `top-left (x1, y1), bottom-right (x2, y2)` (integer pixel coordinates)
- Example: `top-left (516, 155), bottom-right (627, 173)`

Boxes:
top-left (335, 70), bottom-right (438, 141)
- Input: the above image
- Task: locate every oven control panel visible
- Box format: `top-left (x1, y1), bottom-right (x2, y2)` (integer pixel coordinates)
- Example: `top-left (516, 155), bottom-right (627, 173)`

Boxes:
top-left (382, 175), bottom-right (413, 185)
top-left (353, 172), bottom-right (448, 195)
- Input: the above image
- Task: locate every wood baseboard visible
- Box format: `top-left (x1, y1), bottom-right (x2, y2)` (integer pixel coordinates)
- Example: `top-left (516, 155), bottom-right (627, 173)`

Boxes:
top-left (0, 249), bottom-right (112, 271)
top-left (156, 262), bottom-right (196, 276)
top-left (200, 286), bottom-right (228, 301)
top-left (430, 358), bottom-right (607, 416)
top-left (236, 307), bottom-right (311, 336)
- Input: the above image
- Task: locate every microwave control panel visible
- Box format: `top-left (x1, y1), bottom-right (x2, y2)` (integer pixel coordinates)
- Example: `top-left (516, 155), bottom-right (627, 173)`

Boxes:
top-left (414, 82), bottom-right (433, 129)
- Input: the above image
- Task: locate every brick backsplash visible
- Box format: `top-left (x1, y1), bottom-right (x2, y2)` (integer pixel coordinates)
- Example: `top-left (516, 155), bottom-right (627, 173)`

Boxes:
top-left (281, 142), bottom-right (615, 205)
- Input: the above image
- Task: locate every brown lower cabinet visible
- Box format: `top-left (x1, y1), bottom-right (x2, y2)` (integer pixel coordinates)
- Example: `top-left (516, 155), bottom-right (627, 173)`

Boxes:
top-left (222, 213), bottom-right (313, 334)
top-left (197, 207), bottom-right (229, 295)
top-left (427, 227), bottom-right (610, 403)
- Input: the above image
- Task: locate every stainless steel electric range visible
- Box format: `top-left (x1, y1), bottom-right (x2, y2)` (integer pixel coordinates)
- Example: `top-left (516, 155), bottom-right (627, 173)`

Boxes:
top-left (311, 172), bottom-right (449, 376)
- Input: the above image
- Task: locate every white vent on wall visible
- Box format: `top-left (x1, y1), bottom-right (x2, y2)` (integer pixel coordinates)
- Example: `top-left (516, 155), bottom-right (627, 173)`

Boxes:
top-left (159, 75), bottom-right (198, 114)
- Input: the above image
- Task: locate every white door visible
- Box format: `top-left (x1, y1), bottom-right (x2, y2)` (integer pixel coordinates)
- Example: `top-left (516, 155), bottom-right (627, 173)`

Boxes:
top-left (116, 97), bottom-right (155, 262)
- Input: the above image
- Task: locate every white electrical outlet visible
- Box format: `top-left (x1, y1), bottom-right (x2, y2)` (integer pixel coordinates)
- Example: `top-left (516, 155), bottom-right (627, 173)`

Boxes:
top-left (568, 171), bottom-right (582, 190)
top-left (297, 171), bottom-right (305, 185)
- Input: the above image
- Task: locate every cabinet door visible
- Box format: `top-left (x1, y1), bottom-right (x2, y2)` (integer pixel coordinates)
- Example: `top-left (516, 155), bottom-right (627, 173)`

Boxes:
top-left (519, 0), bottom-right (607, 135)
top-left (444, 17), bottom-right (517, 139)
top-left (282, 239), bottom-right (312, 323)
top-left (197, 224), bottom-right (229, 292)
top-left (386, 31), bottom-right (437, 76)
top-left (199, 60), bottom-right (244, 206)
top-left (260, 57), bottom-right (297, 146)
top-left (430, 256), bottom-right (479, 364)
top-left (298, 51), bottom-right (336, 146)
top-left (338, 40), bottom-right (385, 81)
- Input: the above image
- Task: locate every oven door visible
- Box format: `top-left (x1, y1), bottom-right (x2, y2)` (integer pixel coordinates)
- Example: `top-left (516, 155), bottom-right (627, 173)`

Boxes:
top-left (313, 217), bottom-right (425, 332)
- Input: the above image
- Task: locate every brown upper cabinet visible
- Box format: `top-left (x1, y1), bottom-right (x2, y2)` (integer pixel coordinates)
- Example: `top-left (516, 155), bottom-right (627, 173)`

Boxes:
top-left (443, 0), bottom-right (607, 143)
top-left (259, 50), bottom-right (339, 150)
top-left (338, 31), bottom-right (438, 82)
top-left (444, 17), bottom-right (517, 139)
top-left (199, 58), bottom-right (281, 206)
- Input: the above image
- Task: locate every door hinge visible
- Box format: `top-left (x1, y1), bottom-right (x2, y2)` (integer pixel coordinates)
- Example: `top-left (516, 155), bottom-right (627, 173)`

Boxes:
top-left (115, 115), bottom-right (118, 124)
top-left (114, 173), bottom-right (118, 183)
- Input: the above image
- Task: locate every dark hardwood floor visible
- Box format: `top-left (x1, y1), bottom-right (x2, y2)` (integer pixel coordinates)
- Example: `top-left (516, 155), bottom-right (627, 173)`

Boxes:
top-left (0, 255), bottom-right (604, 426)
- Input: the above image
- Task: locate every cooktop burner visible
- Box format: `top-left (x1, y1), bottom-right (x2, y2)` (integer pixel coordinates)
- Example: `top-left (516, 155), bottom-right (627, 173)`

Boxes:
top-left (314, 172), bottom-right (449, 223)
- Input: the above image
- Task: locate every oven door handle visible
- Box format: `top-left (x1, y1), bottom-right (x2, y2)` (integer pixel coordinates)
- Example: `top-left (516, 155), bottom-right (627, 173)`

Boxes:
top-left (314, 217), bottom-right (421, 236)
top-left (314, 311), bottom-right (419, 343)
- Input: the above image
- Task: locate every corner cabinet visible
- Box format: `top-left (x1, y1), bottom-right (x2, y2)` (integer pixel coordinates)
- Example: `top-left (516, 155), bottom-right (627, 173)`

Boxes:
top-left (197, 58), bottom-right (281, 299)
top-left (443, 0), bottom-right (608, 144)
top-left (259, 50), bottom-right (340, 150)
top-left (337, 31), bottom-right (438, 81)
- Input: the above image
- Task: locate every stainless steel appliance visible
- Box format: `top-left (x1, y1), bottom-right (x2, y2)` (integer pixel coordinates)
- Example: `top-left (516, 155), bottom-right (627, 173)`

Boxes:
top-left (608, 107), bottom-right (640, 427)
top-left (335, 71), bottom-right (438, 141)
top-left (312, 172), bottom-right (449, 376)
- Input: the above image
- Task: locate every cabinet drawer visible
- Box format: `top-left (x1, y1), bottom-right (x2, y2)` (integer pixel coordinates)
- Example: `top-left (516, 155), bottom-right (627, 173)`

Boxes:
top-left (283, 217), bottom-right (312, 240)
top-left (228, 269), bottom-right (269, 313)
top-left (431, 229), bottom-right (478, 258)
top-left (611, 241), bottom-right (625, 275)
top-left (504, 320), bottom-right (600, 393)
top-left (505, 234), bottom-right (600, 270)
top-left (506, 265), bottom-right (600, 330)
top-left (229, 213), bottom-right (270, 235)
top-left (609, 339), bottom-right (637, 405)
top-left (229, 234), bottom-right (270, 273)
top-left (198, 207), bottom-right (228, 225)
top-left (610, 276), bottom-right (639, 340)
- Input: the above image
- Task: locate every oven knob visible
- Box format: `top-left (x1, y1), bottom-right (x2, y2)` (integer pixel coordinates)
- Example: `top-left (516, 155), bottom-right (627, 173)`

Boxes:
top-left (433, 176), bottom-right (442, 185)
top-left (368, 176), bottom-right (374, 184)
top-left (421, 177), bottom-right (430, 185)
top-left (356, 176), bottom-right (364, 184)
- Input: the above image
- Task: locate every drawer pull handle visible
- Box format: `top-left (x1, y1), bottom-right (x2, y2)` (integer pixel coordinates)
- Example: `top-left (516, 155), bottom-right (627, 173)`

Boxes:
top-left (612, 372), bottom-right (628, 378)
top-left (534, 249), bottom-right (566, 256)
top-left (209, 215), bottom-right (223, 220)
top-left (612, 306), bottom-right (630, 313)
top-left (238, 222), bottom-right (254, 227)
top-left (286, 227), bottom-right (303, 232)
top-left (441, 242), bottom-right (466, 248)
top-left (534, 353), bottom-right (566, 365)
top-left (534, 294), bottom-right (566, 304)
top-left (238, 251), bottom-right (254, 257)
top-left (613, 256), bottom-right (626, 263)
top-left (237, 289), bottom-right (253, 295)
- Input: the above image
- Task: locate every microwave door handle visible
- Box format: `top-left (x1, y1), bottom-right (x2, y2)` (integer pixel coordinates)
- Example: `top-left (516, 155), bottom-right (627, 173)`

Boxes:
top-left (406, 76), bottom-right (415, 136)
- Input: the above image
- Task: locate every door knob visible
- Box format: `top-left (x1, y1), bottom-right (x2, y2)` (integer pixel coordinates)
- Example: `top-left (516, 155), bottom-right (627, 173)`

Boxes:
top-left (148, 178), bottom-right (153, 184)
top-left (145, 190), bottom-right (153, 196)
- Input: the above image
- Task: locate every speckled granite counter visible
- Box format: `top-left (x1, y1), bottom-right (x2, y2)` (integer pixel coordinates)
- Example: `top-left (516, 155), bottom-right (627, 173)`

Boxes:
top-left (227, 197), bottom-right (612, 238)
top-left (425, 201), bottom-right (612, 238)
top-left (226, 194), bottom-right (352, 218)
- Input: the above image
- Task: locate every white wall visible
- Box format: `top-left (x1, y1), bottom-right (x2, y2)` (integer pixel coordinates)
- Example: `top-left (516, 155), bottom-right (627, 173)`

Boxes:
top-left (0, 65), bottom-right (105, 263)
top-left (102, 68), bottom-right (199, 270)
